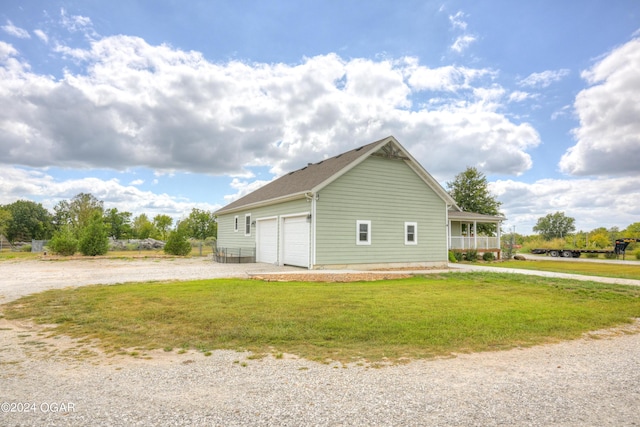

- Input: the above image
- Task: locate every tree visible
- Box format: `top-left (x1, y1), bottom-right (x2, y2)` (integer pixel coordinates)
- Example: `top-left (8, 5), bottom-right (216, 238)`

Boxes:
top-left (132, 214), bottom-right (154, 239)
top-left (447, 167), bottom-right (502, 235)
top-left (0, 208), bottom-right (11, 238)
top-left (104, 208), bottom-right (133, 239)
top-left (163, 227), bottom-right (192, 256)
top-left (184, 208), bottom-right (217, 241)
top-left (2, 200), bottom-right (52, 242)
top-left (79, 212), bottom-right (109, 256)
top-left (624, 222), bottom-right (640, 238)
top-left (53, 193), bottom-right (104, 236)
top-left (153, 214), bottom-right (173, 241)
top-left (587, 227), bottom-right (610, 248)
top-left (533, 212), bottom-right (576, 240)
top-left (48, 225), bottom-right (79, 256)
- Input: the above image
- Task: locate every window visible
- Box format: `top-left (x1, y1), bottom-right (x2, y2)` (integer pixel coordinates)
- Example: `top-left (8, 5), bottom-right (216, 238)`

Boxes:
top-left (234, 216), bottom-right (239, 232)
top-left (245, 214), bottom-right (251, 236)
top-left (405, 222), bottom-right (418, 245)
top-left (356, 220), bottom-right (371, 245)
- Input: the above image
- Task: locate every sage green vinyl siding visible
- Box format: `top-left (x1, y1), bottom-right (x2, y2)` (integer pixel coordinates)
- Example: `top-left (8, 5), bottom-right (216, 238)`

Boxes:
top-left (216, 198), bottom-right (310, 250)
top-left (315, 156), bottom-right (446, 265)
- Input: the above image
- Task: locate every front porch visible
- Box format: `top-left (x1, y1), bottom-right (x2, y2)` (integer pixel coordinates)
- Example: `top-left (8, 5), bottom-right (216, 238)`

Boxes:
top-left (448, 210), bottom-right (505, 258)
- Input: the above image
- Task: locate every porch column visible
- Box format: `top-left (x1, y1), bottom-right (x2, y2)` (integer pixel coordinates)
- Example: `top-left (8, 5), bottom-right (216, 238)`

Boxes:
top-left (497, 221), bottom-right (502, 258)
top-left (473, 221), bottom-right (477, 249)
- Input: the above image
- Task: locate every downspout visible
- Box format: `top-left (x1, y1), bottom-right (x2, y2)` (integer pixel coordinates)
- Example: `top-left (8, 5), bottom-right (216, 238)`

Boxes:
top-left (305, 192), bottom-right (316, 269)
top-left (445, 205), bottom-right (451, 261)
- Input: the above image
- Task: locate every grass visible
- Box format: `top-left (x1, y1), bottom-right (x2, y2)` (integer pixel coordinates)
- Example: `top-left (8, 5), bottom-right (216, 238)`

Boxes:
top-left (493, 260), bottom-right (640, 280)
top-left (3, 273), bottom-right (640, 363)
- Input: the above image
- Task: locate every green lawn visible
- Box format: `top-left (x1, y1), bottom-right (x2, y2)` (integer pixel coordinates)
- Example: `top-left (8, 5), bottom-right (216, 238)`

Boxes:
top-left (3, 273), bottom-right (639, 363)
top-left (492, 260), bottom-right (640, 280)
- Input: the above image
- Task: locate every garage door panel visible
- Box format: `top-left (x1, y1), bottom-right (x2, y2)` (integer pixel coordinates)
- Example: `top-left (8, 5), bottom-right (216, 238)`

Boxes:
top-left (283, 216), bottom-right (309, 268)
top-left (256, 218), bottom-right (277, 264)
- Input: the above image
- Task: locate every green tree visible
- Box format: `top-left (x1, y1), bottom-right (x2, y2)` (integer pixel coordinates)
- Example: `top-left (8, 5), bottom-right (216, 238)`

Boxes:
top-left (163, 227), bottom-right (192, 256)
top-left (132, 214), bottom-right (154, 239)
top-left (0, 208), bottom-right (11, 238)
top-left (48, 225), bottom-right (79, 256)
top-left (533, 212), bottom-right (576, 240)
top-left (624, 222), bottom-right (640, 238)
top-left (153, 214), bottom-right (173, 241)
top-left (2, 200), bottom-right (52, 242)
top-left (53, 193), bottom-right (104, 236)
top-left (184, 208), bottom-right (217, 241)
top-left (587, 227), bottom-right (610, 248)
top-left (79, 212), bottom-right (109, 256)
top-left (446, 167), bottom-right (502, 235)
top-left (104, 208), bottom-right (133, 239)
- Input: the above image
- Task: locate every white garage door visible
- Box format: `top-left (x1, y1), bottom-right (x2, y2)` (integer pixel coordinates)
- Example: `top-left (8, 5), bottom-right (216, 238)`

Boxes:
top-left (256, 218), bottom-right (278, 264)
top-left (282, 215), bottom-right (309, 268)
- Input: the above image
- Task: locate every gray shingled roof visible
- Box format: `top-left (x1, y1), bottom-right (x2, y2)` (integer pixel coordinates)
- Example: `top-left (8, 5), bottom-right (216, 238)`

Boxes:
top-left (216, 136), bottom-right (457, 214)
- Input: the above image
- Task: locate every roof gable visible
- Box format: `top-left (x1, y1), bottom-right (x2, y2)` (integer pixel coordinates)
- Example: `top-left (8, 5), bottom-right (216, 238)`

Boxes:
top-left (216, 136), bottom-right (457, 214)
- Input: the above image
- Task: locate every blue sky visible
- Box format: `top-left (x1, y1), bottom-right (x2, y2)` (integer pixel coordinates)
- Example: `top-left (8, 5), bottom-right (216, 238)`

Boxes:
top-left (1, 0), bottom-right (639, 234)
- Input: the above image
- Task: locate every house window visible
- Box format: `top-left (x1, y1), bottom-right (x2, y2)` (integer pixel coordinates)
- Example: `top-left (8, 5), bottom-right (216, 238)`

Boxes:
top-left (405, 222), bottom-right (418, 245)
top-left (245, 214), bottom-right (251, 236)
top-left (356, 220), bottom-right (371, 245)
top-left (234, 216), bottom-right (239, 232)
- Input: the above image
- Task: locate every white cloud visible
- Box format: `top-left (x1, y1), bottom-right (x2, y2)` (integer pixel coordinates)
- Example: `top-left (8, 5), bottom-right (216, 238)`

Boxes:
top-left (449, 12), bottom-right (468, 31)
top-left (508, 91), bottom-right (532, 103)
top-left (560, 37), bottom-right (640, 176)
top-left (0, 166), bottom-right (218, 220)
top-left (492, 176), bottom-right (640, 234)
top-left (130, 179), bottom-right (144, 186)
top-left (451, 35), bottom-right (477, 53)
top-left (34, 29), bottom-right (49, 44)
top-left (518, 69), bottom-right (570, 88)
top-left (0, 34), bottom-right (539, 185)
top-left (224, 178), bottom-right (274, 203)
top-left (1, 20), bottom-right (30, 39)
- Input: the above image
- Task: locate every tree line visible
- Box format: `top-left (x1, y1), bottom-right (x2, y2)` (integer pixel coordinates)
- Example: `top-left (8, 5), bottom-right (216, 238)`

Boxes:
top-left (0, 193), bottom-right (217, 256)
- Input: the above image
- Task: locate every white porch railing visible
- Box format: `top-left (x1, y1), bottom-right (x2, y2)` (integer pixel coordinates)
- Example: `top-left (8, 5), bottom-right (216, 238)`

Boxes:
top-left (449, 236), bottom-right (500, 250)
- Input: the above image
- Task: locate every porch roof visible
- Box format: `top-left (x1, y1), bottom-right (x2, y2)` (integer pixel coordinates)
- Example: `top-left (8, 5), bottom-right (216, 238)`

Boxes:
top-left (448, 210), bottom-right (506, 222)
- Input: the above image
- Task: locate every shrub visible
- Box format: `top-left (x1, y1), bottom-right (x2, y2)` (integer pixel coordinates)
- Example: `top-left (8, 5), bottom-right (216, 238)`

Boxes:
top-left (48, 226), bottom-right (78, 256)
top-left (164, 229), bottom-right (192, 256)
top-left (604, 252), bottom-right (617, 259)
top-left (482, 252), bottom-right (495, 261)
top-left (79, 213), bottom-right (110, 256)
top-left (635, 251), bottom-right (640, 260)
top-left (453, 251), bottom-right (464, 262)
top-left (465, 250), bottom-right (478, 262)
top-left (448, 251), bottom-right (457, 263)
top-left (20, 244), bottom-right (32, 252)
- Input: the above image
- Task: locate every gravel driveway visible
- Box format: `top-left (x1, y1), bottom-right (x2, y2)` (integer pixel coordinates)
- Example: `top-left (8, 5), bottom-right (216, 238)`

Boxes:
top-left (1, 257), bottom-right (639, 426)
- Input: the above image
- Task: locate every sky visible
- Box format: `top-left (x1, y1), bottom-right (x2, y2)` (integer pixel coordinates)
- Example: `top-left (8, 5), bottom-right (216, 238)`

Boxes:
top-left (0, 0), bottom-right (639, 235)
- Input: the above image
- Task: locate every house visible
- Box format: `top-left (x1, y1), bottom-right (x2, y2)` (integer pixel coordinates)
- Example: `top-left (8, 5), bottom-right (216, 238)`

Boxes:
top-left (215, 136), bottom-right (504, 269)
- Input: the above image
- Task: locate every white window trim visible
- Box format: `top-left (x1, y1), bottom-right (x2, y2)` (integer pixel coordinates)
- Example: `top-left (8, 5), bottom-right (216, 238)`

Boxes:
top-left (245, 214), bottom-right (251, 236)
top-left (405, 222), bottom-right (418, 245)
top-left (234, 215), bottom-right (239, 232)
top-left (356, 220), bottom-right (371, 245)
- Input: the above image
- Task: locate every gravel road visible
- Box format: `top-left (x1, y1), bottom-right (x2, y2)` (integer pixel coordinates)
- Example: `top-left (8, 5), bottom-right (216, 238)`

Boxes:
top-left (1, 257), bottom-right (639, 426)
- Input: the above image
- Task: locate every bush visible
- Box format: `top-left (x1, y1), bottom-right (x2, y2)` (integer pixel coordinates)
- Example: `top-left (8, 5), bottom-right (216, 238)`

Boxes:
top-left (164, 230), bottom-right (192, 256)
top-left (20, 244), bottom-right (32, 252)
top-left (635, 251), bottom-right (640, 260)
top-left (48, 227), bottom-right (78, 256)
top-left (452, 251), bottom-right (464, 262)
top-left (448, 251), bottom-right (457, 263)
top-left (465, 250), bottom-right (478, 262)
top-left (482, 252), bottom-right (495, 261)
top-left (79, 213), bottom-right (110, 256)
top-left (604, 252), bottom-right (617, 259)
